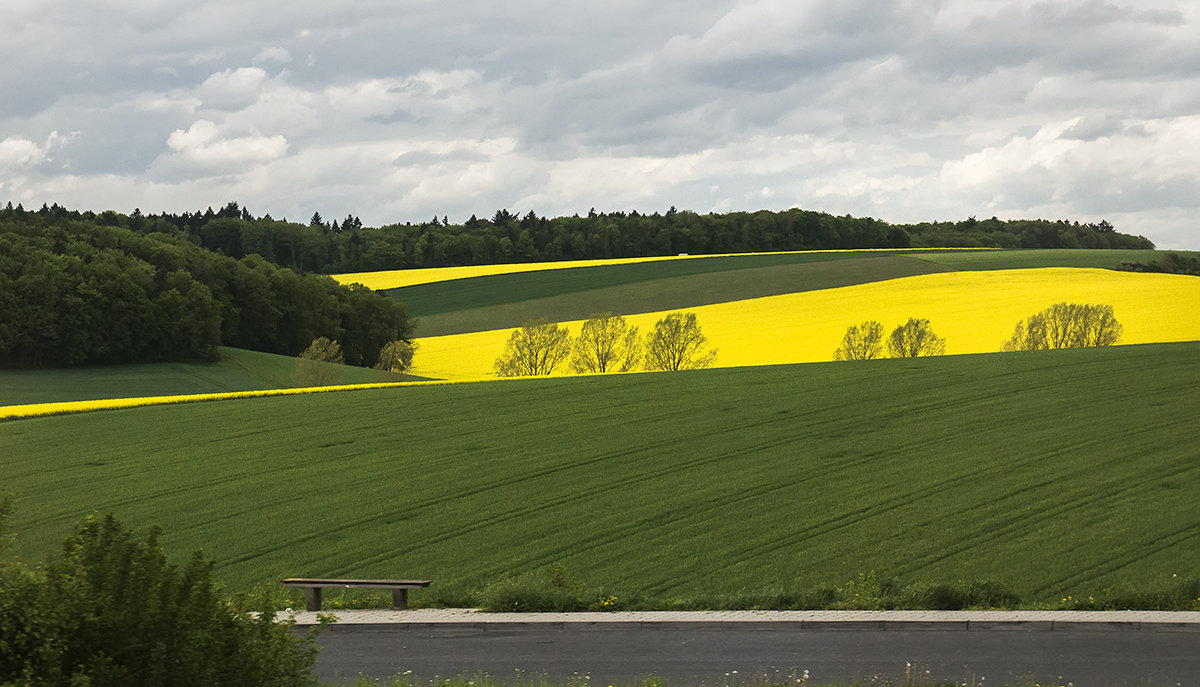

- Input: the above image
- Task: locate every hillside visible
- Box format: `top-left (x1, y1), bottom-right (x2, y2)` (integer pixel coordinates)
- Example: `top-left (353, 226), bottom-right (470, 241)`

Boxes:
top-left (409, 267), bottom-right (1200, 379)
top-left (3, 342), bottom-right (1198, 608)
top-left (374, 248), bottom-right (1187, 337)
top-left (0, 347), bottom-right (414, 407)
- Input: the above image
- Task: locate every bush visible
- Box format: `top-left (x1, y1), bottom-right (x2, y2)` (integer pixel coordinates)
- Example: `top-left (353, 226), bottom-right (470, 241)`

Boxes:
top-left (902, 580), bottom-right (1019, 610)
top-left (475, 565), bottom-right (625, 612)
top-left (0, 507), bottom-right (325, 687)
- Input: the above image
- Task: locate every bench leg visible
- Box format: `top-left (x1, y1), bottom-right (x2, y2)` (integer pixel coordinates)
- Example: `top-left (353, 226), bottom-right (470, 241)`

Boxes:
top-left (392, 588), bottom-right (408, 610)
top-left (305, 587), bottom-right (322, 612)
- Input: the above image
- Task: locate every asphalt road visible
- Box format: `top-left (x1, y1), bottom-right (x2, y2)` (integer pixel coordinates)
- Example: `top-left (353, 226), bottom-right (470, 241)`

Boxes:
top-left (313, 624), bottom-right (1200, 686)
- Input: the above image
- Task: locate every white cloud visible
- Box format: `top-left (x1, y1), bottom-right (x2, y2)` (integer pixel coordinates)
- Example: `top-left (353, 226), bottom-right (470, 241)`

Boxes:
top-left (165, 120), bottom-right (288, 165)
top-left (195, 67), bottom-right (269, 110)
top-left (0, 131), bottom-right (70, 170)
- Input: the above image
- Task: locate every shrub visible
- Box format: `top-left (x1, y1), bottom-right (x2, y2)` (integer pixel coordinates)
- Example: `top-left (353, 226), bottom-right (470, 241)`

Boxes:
top-left (0, 507), bottom-right (324, 687)
top-left (475, 565), bottom-right (625, 612)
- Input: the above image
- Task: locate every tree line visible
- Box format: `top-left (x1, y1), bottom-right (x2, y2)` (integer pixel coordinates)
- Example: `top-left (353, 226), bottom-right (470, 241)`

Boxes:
top-left (1116, 252), bottom-right (1200, 277)
top-left (494, 302), bottom-right (1124, 379)
top-left (0, 212), bottom-right (412, 367)
top-left (2, 201), bottom-right (1154, 277)
top-left (834, 318), bottom-right (948, 360)
top-left (834, 303), bottom-right (1122, 362)
top-left (494, 312), bottom-right (718, 376)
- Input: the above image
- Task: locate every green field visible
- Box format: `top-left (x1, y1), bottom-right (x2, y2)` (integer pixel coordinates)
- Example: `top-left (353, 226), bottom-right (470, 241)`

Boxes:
top-left (413, 255), bottom-right (951, 337)
top-left (4, 342), bottom-right (1198, 607)
top-left (0, 347), bottom-right (417, 407)
top-left (397, 249), bottom-right (1182, 337)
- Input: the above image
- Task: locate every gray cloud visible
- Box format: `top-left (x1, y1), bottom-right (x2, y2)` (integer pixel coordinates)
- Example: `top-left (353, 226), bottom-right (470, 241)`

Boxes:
top-left (1, 0), bottom-right (1198, 248)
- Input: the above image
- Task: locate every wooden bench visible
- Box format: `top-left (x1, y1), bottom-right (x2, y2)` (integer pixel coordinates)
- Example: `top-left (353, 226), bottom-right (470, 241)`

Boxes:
top-left (282, 578), bottom-right (432, 611)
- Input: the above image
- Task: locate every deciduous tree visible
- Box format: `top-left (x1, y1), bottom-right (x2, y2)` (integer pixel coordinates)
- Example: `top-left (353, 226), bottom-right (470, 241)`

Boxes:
top-left (833, 320), bottom-right (884, 361)
top-left (294, 336), bottom-right (344, 386)
top-left (644, 312), bottom-right (717, 371)
top-left (494, 319), bottom-right (572, 376)
top-left (570, 313), bottom-right (641, 373)
top-left (887, 318), bottom-right (947, 358)
top-left (374, 339), bottom-right (417, 374)
top-left (1002, 303), bottom-right (1121, 351)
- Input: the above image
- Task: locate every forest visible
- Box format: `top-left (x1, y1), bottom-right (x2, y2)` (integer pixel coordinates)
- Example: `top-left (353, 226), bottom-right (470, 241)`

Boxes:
top-left (0, 208), bottom-right (411, 368)
top-left (2, 201), bottom-right (1152, 276)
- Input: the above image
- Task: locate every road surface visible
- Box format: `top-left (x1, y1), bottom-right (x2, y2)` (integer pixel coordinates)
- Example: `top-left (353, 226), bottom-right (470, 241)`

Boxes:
top-left (301, 610), bottom-right (1200, 685)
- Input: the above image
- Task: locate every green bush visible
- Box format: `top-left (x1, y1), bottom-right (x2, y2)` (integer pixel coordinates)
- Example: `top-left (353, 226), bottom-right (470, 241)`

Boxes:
top-left (0, 505), bottom-right (325, 686)
top-left (1055, 576), bottom-right (1200, 611)
top-left (903, 580), bottom-right (1019, 610)
top-left (475, 565), bottom-right (627, 612)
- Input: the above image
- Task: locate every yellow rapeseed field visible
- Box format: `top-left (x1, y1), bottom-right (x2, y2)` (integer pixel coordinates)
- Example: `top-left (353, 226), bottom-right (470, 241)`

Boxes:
top-left (410, 268), bottom-right (1200, 379)
top-left (332, 248), bottom-right (977, 290)
top-left (0, 379), bottom-right (487, 421)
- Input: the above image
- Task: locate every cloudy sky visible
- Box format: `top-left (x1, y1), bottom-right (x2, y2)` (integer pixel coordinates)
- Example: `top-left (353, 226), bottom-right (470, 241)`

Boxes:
top-left (2, 0), bottom-right (1199, 248)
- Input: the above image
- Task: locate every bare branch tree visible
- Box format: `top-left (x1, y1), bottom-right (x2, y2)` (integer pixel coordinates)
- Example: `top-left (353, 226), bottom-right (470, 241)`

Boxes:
top-left (494, 319), bottom-right (573, 376)
top-left (887, 318), bottom-right (947, 358)
top-left (644, 312), bottom-right (717, 371)
top-left (834, 320), bottom-right (884, 361)
top-left (1004, 303), bottom-right (1122, 351)
top-left (571, 312), bottom-right (642, 373)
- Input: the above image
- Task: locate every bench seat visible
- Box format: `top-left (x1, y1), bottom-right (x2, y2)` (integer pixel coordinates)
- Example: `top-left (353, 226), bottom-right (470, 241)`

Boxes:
top-left (282, 578), bottom-right (431, 611)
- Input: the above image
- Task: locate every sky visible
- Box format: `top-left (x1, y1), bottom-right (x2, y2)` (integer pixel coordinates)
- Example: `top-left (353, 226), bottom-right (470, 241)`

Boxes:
top-left (2, 0), bottom-right (1199, 249)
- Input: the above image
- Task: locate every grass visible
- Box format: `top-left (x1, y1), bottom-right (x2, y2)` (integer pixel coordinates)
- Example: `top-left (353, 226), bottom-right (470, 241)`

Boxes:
top-left (0, 347), bottom-right (415, 407)
top-left (411, 256), bottom-right (950, 338)
top-left (912, 248), bottom-right (1189, 271)
top-left (4, 342), bottom-right (1199, 609)
top-left (394, 249), bottom-right (1190, 338)
top-left (391, 251), bottom-right (924, 318)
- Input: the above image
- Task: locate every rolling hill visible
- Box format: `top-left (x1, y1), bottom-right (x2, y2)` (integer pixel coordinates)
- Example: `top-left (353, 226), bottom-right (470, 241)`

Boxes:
top-left (3, 342), bottom-right (1198, 608)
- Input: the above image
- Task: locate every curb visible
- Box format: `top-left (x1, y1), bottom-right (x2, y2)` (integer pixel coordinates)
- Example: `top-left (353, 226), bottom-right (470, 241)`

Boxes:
top-left (289, 610), bottom-right (1200, 632)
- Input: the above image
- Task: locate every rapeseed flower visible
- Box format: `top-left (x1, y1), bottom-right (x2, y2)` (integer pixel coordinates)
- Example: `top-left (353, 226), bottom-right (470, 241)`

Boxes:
top-left (411, 268), bottom-right (1200, 379)
top-left (0, 379), bottom-right (492, 420)
top-left (332, 248), bottom-right (987, 290)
